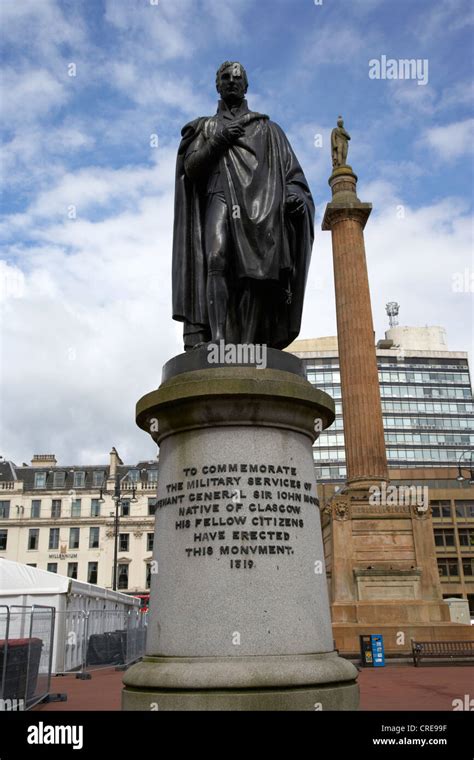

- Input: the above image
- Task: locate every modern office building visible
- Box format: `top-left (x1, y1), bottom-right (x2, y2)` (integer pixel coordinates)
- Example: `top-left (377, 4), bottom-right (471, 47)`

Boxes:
top-left (288, 325), bottom-right (474, 484)
top-left (0, 449), bottom-right (158, 595)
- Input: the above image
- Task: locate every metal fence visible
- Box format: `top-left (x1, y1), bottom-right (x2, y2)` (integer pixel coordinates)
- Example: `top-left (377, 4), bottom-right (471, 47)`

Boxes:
top-left (55, 607), bottom-right (147, 677)
top-left (0, 605), bottom-right (55, 711)
top-left (0, 604), bottom-right (146, 707)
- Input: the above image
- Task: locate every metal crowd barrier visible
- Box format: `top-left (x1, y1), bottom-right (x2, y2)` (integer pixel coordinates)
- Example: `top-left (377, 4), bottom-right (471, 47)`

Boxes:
top-left (55, 607), bottom-right (147, 679)
top-left (0, 604), bottom-right (65, 710)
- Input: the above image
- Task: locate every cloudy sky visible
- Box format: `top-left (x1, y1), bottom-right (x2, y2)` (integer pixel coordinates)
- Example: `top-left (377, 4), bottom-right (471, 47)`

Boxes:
top-left (1, 0), bottom-right (473, 466)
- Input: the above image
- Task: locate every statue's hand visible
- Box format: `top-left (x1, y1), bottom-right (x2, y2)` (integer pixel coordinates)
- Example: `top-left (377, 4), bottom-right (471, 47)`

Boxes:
top-left (286, 193), bottom-right (306, 216)
top-left (220, 123), bottom-right (245, 144)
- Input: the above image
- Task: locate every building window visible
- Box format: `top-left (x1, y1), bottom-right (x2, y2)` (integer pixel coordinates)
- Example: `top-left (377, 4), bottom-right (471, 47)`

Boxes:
top-left (89, 527), bottom-right (100, 549)
top-left (0, 501), bottom-right (10, 519)
top-left (28, 528), bottom-right (39, 550)
top-left (92, 471), bottom-right (105, 488)
top-left (121, 499), bottom-right (130, 517)
top-left (51, 499), bottom-right (61, 518)
top-left (91, 499), bottom-right (101, 517)
top-left (118, 564), bottom-right (128, 590)
top-left (67, 562), bottom-right (78, 579)
top-left (462, 558), bottom-right (474, 576)
top-left (73, 471), bottom-right (85, 488)
top-left (146, 562), bottom-right (152, 589)
top-left (127, 469), bottom-right (140, 483)
top-left (49, 528), bottom-right (59, 550)
top-left (31, 500), bottom-right (41, 518)
top-left (88, 562), bottom-right (98, 585)
top-left (0, 530), bottom-right (7, 550)
top-left (34, 472), bottom-right (47, 489)
top-left (437, 558), bottom-right (460, 579)
top-left (71, 499), bottom-right (81, 518)
top-left (458, 529), bottom-right (474, 548)
top-left (147, 533), bottom-right (154, 551)
top-left (434, 529), bottom-right (455, 547)
top-left (431, 501), bottom-right (452, 519)
top-left (53, 471), bottom-right (66, 489)
top-left (69, 527), bottom-right (80, 549)
top-left (119, 533), bottom-right (129, 552)
top-left (148, 498), bottom-right (157, 516)
top-left (148, 469), bottom-right (158, 485)
top-left (27, 563), bottom-right (37, 568)
top-left (455, 501), bottom-right (474, 519)
top-left (47, 563), bottom-right (58, 573)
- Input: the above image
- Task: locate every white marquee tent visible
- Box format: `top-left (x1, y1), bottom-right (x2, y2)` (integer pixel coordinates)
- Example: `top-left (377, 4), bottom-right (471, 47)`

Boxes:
top-left (0, 559), bottom-right (140, 673)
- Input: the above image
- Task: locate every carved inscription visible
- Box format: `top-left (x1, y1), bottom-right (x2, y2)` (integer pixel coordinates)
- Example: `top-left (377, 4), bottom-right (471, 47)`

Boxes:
top-left (156, 464), bottom-right (315, 569)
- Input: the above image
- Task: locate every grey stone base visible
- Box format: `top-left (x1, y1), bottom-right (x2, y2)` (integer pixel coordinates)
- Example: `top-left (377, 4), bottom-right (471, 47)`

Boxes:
top-left (122, 652), bottom-right (359, 711)
top-left (122, 682), bottom-right (359, 711)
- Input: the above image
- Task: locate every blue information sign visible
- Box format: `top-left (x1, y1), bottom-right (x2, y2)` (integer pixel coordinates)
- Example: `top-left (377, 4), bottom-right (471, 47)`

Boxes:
top-left (370, 634), bottom-right (385, 667)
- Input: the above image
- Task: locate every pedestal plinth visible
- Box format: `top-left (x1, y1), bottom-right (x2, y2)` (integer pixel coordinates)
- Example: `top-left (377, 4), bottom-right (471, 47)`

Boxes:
top-left (322, 484), bottom-right (474, 654)
top-left (122, 351), bottom-right (359, 710)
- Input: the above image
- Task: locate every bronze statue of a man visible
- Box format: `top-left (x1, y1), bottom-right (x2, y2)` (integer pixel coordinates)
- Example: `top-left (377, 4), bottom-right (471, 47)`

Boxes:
top-left (172, 62), bottom-right (315, 350)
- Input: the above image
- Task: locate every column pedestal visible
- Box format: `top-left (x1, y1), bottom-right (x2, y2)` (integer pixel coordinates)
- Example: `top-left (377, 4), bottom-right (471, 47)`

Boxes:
top-left (322, 484), bottom-right (474, 655)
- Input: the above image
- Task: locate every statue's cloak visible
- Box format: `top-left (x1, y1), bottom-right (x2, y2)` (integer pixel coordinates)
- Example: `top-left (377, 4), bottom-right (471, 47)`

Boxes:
top-left (172, 104), bottom-right (315, 349)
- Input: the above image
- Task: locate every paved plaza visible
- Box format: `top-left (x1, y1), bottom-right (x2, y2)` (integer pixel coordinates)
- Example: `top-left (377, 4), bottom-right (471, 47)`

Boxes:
top-left (31, 663), bottom-right (473, 712)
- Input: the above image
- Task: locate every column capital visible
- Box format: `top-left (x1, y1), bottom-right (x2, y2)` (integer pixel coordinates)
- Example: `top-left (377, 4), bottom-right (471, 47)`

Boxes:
top-left (322, 202), bottom-right (372, 231)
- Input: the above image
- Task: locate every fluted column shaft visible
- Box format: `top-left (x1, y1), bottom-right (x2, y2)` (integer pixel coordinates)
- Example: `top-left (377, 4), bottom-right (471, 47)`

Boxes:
top-left (322, 168), bottom-right (389, 486)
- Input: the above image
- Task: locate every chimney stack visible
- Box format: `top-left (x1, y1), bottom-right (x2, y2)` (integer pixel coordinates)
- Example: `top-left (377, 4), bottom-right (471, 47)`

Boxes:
top-left (31, 454), bottom-right (57, 468)
top-left (109, 447), bottom-right (123, 478)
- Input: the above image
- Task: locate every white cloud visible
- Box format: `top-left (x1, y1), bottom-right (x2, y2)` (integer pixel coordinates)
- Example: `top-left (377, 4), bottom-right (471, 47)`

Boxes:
top-left (1, 68), bottom-right (68, 124)
top-left (1, 169), bottom-right (179, 465)
top-left (301, 26), bottom-right (367, 67)
top-left (108, 61), bottom-right (214, 117)
top-left (437, 80), bottom-right (474, 111)
top-left (104, 0), bottom-right (196, 62)
top-left (422, 118), bottom-right (474, 162)
top-left (412, 0), bottom-right (474, 43)
top-left (387, 80), bottom-right (437, 118)
top-left (0, 123), bottom-right (94, 195)
top-left (2, 0), bottom-right (85, 55)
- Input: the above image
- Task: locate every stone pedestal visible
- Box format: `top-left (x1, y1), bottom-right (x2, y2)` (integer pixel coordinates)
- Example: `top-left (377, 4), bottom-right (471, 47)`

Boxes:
top-left (122, 351), bottom-right (359, 710)
top-left (322, 484), bottom-right (474, 654)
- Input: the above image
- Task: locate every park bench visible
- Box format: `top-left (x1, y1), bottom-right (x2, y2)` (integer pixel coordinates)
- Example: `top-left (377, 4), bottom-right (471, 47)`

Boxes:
top-left (412, 640), bottom-right (474, 666)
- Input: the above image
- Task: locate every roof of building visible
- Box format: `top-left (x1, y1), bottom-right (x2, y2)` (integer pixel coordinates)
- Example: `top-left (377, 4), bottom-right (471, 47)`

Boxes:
top-left (0, 461), bottom-right (16, 481)
top-left (0, 460), bottom-right (159, 491)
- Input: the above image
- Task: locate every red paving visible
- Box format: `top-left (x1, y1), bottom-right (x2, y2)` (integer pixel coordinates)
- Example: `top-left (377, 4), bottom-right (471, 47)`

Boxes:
top-left (32, 663), bottom-right (474, 712)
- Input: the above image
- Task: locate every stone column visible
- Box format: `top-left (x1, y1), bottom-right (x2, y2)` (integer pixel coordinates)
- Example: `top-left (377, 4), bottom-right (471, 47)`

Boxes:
top-left (322, 166), bottom-right (389, 487)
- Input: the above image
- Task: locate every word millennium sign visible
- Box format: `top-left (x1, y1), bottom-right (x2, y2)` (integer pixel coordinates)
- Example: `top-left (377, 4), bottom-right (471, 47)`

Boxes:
top-left (156, 462), bottom-right (317, 571)
top-left (48, 552), bottom-right (78, 560)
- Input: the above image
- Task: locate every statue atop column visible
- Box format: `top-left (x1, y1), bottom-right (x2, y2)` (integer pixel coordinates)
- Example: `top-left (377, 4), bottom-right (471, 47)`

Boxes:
top-left (331, 116), bottom-right (351, 168)
top-left (171, 61), bottom-right (315, 351)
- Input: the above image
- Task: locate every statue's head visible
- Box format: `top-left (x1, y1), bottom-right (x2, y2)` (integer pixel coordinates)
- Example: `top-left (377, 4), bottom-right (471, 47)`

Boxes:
top-left (337, 116), bottom-right (344, 127)
top-left (216, 61), bottom-right (248, 105)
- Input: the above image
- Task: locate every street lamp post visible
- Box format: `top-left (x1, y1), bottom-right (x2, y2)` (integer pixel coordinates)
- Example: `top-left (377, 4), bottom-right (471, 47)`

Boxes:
top-left (99, 470), bottom-right (138, 591)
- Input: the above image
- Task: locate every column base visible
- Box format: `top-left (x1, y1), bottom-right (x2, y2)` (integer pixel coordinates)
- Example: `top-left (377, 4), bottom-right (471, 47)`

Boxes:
top-left (122, 652), bottom-right (359, 711)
